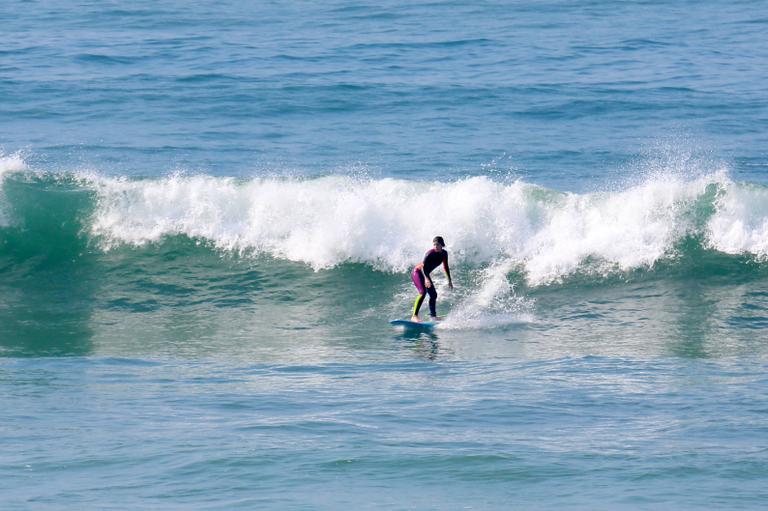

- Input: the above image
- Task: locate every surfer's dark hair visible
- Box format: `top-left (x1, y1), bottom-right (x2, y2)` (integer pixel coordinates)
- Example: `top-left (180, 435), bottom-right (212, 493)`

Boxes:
top-left (433, 236), bottom-right (445, 247)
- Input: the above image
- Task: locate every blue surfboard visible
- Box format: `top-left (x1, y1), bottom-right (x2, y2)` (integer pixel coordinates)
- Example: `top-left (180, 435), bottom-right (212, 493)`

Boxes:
top-left (390, 319), bottom-right (437, 331)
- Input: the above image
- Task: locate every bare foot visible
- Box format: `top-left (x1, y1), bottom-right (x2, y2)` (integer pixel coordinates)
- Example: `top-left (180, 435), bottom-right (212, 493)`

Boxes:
top-left (410, 315), bottom-right (420, 322)
top-left (430, 316), bottom-right (443, 322)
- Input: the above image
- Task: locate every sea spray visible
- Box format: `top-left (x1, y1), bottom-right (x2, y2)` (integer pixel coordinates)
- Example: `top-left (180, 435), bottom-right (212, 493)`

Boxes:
top-left (440, 257), bottom-right (535, 330)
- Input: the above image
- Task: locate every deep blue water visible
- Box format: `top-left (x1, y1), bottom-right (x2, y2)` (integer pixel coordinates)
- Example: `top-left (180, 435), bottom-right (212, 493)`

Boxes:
top-left (2, 1), bottom-right (768, 509)
top-left (2, 0), bottom-right (767, 185)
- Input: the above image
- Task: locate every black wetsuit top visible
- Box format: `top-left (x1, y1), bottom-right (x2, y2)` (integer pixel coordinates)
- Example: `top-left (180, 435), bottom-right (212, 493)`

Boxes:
top-left (423, 249), bottom-right (448, 280)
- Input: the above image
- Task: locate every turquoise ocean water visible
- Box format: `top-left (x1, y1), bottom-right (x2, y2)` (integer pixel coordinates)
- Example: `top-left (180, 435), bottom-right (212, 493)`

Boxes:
top-left (2, 1), bottom-right (768, 509)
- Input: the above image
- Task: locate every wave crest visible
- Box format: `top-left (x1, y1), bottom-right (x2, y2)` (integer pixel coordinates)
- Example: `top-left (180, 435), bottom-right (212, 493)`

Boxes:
top-left (86, 170), bottom-right (745, 285)
top-left (5, 162), bottom-right (768, 286)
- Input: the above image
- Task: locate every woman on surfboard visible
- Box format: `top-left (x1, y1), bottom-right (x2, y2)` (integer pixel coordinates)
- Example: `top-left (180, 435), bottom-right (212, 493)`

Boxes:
top-left (411, 236), bottom-right (453, 322)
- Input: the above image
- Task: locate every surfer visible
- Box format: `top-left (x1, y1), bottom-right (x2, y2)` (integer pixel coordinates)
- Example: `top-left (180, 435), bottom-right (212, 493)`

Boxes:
top-left (411, 236), bottom-right (453, 322)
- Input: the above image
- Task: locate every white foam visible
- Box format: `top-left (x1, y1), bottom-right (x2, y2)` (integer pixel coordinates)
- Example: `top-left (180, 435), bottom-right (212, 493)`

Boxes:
top-left (522, 172), bottom-right (721, 284)
top-left (88, 171), bottom-right (738, 286)
top-left (707, 180), bottom-right (768, 258)
top-left (0, 150), bottom-right (28, 226)
top-left (0, 151), bottom-right (27, 176)
top-left (90, 173), bottom-right (534, 271)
